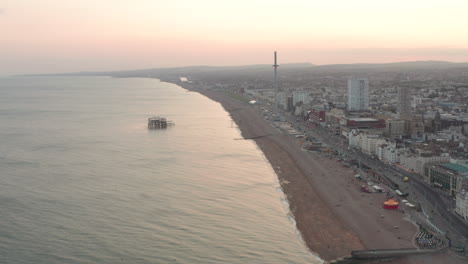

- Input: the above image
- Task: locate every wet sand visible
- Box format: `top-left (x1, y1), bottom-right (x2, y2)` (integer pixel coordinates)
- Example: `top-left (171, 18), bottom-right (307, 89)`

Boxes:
top-left (180, 86), bottom-right (464, 263)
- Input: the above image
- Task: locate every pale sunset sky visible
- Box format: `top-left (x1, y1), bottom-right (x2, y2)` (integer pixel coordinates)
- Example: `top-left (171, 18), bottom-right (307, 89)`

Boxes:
top-left (2, 0), bottom-right (468, 75)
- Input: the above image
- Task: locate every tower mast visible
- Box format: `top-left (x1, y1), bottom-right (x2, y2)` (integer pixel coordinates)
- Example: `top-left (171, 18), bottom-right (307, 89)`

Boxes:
top-left (272, 51), bottom-right (279, 107)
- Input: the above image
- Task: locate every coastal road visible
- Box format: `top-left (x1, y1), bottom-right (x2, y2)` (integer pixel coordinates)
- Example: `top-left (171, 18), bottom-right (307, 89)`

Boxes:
top-left (278, 112), bottom-right (468, 246)
top-left (314, 125), bottom-right (468, 240)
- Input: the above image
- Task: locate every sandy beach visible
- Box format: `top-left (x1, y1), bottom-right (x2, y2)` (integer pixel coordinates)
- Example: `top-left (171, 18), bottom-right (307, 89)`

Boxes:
top-left (180, 85), bottom-right (465, 264)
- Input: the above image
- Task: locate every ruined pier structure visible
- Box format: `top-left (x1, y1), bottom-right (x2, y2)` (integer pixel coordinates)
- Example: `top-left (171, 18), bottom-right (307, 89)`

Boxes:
top-left (148, 117), bottom-right (174, 129)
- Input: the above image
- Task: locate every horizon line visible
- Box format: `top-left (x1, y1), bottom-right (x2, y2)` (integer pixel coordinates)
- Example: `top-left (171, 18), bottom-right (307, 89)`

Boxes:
top-left (8, 59), bottom-right (468, 77)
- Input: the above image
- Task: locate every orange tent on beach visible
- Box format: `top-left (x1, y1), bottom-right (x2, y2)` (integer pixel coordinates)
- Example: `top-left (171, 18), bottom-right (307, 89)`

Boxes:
top-left (383, 199), bottom-right (399, 210)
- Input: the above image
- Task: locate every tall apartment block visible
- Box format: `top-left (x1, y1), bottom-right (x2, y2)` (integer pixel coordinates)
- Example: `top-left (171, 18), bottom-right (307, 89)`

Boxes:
top-left (347, 77), bottom-right (369, 111)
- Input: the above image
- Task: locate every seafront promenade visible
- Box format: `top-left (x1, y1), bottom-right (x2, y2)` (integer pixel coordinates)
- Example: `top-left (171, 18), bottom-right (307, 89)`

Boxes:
top-left (175, 81), bottom-right (468, 264)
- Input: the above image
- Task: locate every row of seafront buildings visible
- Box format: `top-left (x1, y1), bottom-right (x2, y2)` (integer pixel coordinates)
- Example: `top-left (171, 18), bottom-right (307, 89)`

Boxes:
top-left (342, 123), bottom-right (468, 209)
top-left (320, 79), bottom-right (468, 221)
top-left (246, 77), bottom-right (468, 221)
top-left (329, 116), bottom-right (468, 222)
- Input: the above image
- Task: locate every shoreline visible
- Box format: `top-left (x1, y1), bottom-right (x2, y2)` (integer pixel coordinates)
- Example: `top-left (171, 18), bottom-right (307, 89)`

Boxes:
top-left (164, 80), bottom-right (466, 264)
top-left (178, 84), bottom-right (366, 260)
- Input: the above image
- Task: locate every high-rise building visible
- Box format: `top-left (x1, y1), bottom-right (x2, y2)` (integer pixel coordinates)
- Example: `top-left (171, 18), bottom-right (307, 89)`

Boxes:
top-left (347, 77), bottom-right (369, 111)
top-left (398, 86), bottom-right (412, 119)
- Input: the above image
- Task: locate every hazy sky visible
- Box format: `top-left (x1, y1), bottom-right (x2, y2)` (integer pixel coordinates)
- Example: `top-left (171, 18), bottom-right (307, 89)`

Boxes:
top-left (2, 0), bottom-right (468, 75)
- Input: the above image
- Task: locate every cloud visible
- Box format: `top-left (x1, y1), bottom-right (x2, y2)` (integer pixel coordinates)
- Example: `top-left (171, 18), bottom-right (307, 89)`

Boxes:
top-left (0, 8), bottom-right (4, 15)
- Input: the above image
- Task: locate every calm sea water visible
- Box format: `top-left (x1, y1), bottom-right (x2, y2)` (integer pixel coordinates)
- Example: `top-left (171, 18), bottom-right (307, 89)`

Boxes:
top-left (0, 76), bottom-right (320, 264)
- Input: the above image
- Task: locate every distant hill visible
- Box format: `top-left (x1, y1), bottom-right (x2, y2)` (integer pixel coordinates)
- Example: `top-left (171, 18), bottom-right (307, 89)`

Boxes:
top-left (16, 63), bottom-right (315, 77)
top-left (16, 61), bottom-right (468, 78)
top-left (315, 61), bottom-right (468, 71)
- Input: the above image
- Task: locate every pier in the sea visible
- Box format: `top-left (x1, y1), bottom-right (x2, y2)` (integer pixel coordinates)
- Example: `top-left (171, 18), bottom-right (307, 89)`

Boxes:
top-left (148, 117), bottom-right (174, 129)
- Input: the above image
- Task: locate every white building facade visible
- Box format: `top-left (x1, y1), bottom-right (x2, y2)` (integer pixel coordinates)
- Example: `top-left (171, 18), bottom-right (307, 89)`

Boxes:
top-left (399, 154), bottom-right (450, 175)
top-left (456, 190), bottom-right (468, 221)
top-left (348, 129), bottom-right (385, 156)
top-left (362, 136), bottom-right (386, 156)
top-left (347, 77), bottom-right (369, 111)
top-left (377, 142), bottom-right (400, 164)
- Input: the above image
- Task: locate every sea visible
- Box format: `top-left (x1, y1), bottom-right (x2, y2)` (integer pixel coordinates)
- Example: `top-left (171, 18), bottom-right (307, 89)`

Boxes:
top-left (0, 76), bottom-right (321, 264)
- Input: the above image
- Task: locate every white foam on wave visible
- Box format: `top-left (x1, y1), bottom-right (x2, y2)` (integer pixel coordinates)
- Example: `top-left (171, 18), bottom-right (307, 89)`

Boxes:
top-left (254, 146), bottom-right (325, 264)
top-left (281, 197), bottom-right (289, 209)
top-left (209, 96), bottom-right (325, 264)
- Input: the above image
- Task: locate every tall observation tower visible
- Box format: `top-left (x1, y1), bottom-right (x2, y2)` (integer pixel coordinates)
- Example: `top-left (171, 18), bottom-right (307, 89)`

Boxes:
top-left (272, 51), bottom-right (279, 107)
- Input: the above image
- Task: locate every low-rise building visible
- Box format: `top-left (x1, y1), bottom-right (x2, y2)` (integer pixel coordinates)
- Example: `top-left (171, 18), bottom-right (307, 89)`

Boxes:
top-left (345, 117), bottom-right (385, 129)
top-left (386, 119), bottom-right (406, 138)
top-left (308, 109), bottom-right (326, 124)
top-left (424, 163), bottom-right (468, 197)
top-left (348, 129), bottom-right (386, 156)
top-left (326, 108), bottom-right (345, 126)
top-left (377, 141), bottom-right (400, 163)
top-left (400, 154), bottom-right (450, 176)
top-left (362, 135), bottom-right (386, 156)
top-left (407, 116), bottom-right (425, 138)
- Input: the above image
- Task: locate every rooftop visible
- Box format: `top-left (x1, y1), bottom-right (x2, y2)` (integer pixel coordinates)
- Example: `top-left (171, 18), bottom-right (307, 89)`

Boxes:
top-left (440, 163), bottom-right (468, 173)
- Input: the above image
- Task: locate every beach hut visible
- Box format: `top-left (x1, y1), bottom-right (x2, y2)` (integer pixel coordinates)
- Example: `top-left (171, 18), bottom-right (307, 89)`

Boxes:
top-left (383, 199), bottom-right (399, 210)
